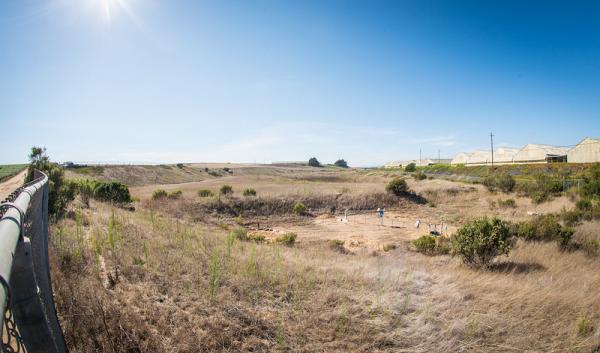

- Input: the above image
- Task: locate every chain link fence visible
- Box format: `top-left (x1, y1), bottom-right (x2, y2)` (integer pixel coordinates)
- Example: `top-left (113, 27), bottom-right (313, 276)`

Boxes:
top-left (0, 171), bottom-right (68, 353)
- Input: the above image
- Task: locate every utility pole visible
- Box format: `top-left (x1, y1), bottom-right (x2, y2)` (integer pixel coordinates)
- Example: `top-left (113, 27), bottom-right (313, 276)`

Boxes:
top-left (490, 132), bottom-right (494, 168)
top-left (438, 149), bottom-right (441, 164)
top-left (419, 148), bottom-right (422, 167)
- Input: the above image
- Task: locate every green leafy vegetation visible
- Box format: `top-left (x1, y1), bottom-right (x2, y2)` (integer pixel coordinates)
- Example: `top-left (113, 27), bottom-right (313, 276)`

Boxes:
top-left (483, 173), bottom-right (515, 193)
top-left (220, 184), bottom-right (233, 196)
top-left (516, 214), bottom-right (574, 249)
top-left (385, 177), bottom-right (409, 196)
top-left (308, 157), bottom-right (321, 167)
top-left (25, 147), bottom-right (76, 215)
top-left (197, 189), bottom-right (214, 197)
top-left (243, 188), bottom-right (257, 197)
top-left (276, 232), bottom-right (297, 246)
top-left (404, 163), bottom-right (416, 172)
top-left (334, 159), bottom-right (348, 168)
top-left (0, 164), bottom-right (27, 182)
top-left (292, 202), bottom-right (306, 215)
top-left (412, 235), bottom-right (451, 255)
top-left (452, 217), bottom-right (512, 268)
top-left (413, 171), bottom-right (427, 181)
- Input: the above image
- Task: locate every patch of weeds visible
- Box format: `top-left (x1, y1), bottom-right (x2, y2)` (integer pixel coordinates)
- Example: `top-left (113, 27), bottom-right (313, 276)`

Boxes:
top-left (328, 239), bottom-right (348, 254)
top-left (276, 232), bottom-right (297, 246)
top-left (576, 314), bottom-right (594, 337)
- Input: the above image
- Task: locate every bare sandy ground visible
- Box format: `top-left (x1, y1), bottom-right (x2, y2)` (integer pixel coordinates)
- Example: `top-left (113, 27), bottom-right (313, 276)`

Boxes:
top-left (0, 169), bottom-right (26, 200)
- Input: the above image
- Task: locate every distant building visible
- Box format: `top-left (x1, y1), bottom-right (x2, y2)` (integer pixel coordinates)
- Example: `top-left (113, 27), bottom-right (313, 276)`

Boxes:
top-left (567, 137), bottom-right (600, 163)
top-left (513, 144), bottom-right (569, 164)
top-left (384, 158), bottom-right (451, 168)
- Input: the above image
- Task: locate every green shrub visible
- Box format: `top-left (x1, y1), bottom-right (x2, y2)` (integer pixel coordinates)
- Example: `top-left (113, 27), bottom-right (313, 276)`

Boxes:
top-left (243, 188), bottom-right (257, 197)
top-left (452, 217), bottom-right (512, 268)
top-left (152, 189), bottom-right (168, 200)
top-left (412, 235), bottom-right (436, 255)
top-left (413, 172), bottom-right (427, 181)
top-left (167, 190), bottom-right (182, 199)
top-left (497, 198), bottom-right (516, 208)
top-left (404, 163), bottom-right (416, 172)
top-left (176, 163), bottom-right (184, 169)
top-left (576, 199), bottom-right (592, 211)
top-left (276, 232), bottom-right (297, 246)
top-left (220, 185), bottom-right (233, 196)
top-left (328, 239), bottom-right (347, 253)
top-left (198, 189), bottom-right (214, 197)
top-left (75, 179), bottom-right (95, 207)
top-left (483, 173), bottom-right (515, 193)
top-left (308, 157), bottom-right (321, 167)
top-left (25, 147), bottom-right (76, 215)
top-left (293, 202), bottom-right (306, 215)
top-left (583, 239), bottom-right (600, 257)
top-left (560, 209), bottom-right (583, 226)
top-left (580, 163), bottom-right (600, 199)
top-left (93, 181), bottom-right (131, 203)
top-left (248, 233), bottom-right (265, 243)
top-left (334, 159), bottom-right (348, 168)
top-left (412, 235), bottom-right (451, 255)
top-left (517, 214), bottom-right (574, 249)
top-left (576, 314), bottom-right (594, 337)
top-left (386, 177), bottom-right (409, 196)
top-left (230, 227), bottom-right (248, 241)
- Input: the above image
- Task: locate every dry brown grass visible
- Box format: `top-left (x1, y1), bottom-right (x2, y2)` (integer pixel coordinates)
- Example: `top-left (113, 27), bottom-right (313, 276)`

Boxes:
top-left (49, 165), bottom-right (600, 352)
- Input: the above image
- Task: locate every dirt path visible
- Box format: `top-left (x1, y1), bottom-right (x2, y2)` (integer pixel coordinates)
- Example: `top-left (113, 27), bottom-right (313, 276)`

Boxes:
top-left (0, 169), bottom-right (27, 200)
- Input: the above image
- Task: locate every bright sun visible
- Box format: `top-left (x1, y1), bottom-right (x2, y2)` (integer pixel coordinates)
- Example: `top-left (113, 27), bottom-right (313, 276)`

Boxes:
top-left (86, 0), bottom-right (138, 26)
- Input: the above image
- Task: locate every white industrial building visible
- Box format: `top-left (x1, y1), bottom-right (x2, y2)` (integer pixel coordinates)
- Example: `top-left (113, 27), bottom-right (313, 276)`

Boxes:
top-left (567, 137), bottom-right (600, 163)
top-left (450, 148), bottom-right (518, 166)
top-left (513, 144), bottom-right (569, 164)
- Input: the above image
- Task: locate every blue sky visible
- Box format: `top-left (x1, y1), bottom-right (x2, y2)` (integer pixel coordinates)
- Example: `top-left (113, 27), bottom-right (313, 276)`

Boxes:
top-left (0, 0), bottom-right (599, 166)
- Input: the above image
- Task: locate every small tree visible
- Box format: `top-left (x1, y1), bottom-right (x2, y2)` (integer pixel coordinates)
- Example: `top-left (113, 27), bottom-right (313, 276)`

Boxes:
top-left (76, 179), bottom-right (96, 208)
top-left (404, 163), bottom-right (416, 172)
top-left (308, 157), bottom-right (321, 167)
top-left (334, 159), bottom-right (348, 168)
top-left (220, 185), bottom-right (233, 196)
top-left (452, 217), bottom-right (512, 268)
top-left (386, 177), bottom-right (409, 196)
top-left (25, 147), bottom-right (75, 215)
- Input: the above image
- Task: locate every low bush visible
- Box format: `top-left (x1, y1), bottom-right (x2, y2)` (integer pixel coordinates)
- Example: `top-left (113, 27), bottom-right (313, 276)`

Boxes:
top-left (276, 232), bottom-right (297, 246)
top-left (517, 174), bottom-right (563, 203)
top-left (152, 189), bottom-right (168, 200)
top-left (334, 159), bottom-right (348, 168)
top-left (93, 181), bottom-right (131, 204)
top-left (516, 214), bottom-right (574, 249)
top-left (404, 163), bottom-right (416, 172)
top-left (483, 173), bottom-right (515, 193)
top-left (198, 189), bottom-right (214, 197)
top-left (580, 163), bottom-right (600, 199)
top-left (413, 172), bottom-right (427, 181)
top-left (412, 235), bottom-right (451, 255)
top-left (293, 202), bottom-right (306, 215)
top-left (382, 243), bottom-right (397, 252)
top-left (328, 239), bottom-right (347, 253)
top-left (497, 198), bottom-right (516, 208)
top-left (582, 239), bottom-right (600, 257)
top-left (452, 217), bottom-right (512, 268)
top-left (576, 199), bottom-right (592, 211)
top-left (167, 190), bottom-right (182, 199)
top-left (243, 188), bottom-right (257, 197)
top-left (412, 235), bottom-right (436, 255)
top-left (308, 157), bottom-right (321, 167)
top-left (220, 185), bottom-right (233, 196)
top-left (386, 177), bottom-right (409, 196)
top-left (230, 227), bottom-right (248, 241)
